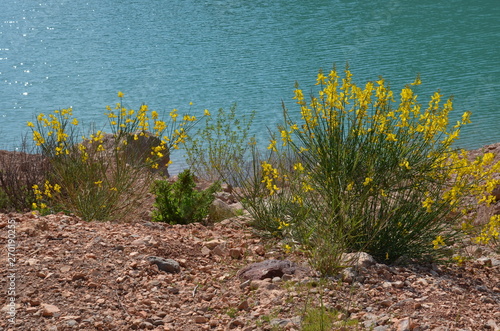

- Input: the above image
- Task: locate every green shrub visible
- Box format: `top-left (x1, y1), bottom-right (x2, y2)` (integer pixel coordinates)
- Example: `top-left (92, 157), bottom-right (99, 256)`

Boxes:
top-left (237, 66), bottom-right (500, 274)
top-left (184, 105), bottom-right (255, 182)
top-left (151, 169), bottom-right (220, 224)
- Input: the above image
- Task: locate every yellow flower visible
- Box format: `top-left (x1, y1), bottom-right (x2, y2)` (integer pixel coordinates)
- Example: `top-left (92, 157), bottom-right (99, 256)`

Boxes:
top-left (453, 256), bottom-right (466, 265)
top-left (117, 91), bottom-right (124, 98)
top-left (278, 220), bottom-right (290, 230)
top-left (72, 118), bottom-right (78, 125)
top-left (170, 109), bottom-right (178, 121)
top-left (267, 140), bottom-right (277, 152)
top-left (461, 111), bottom-right (471, 125)
top-left (385, 133), bottom-right (398, 142)
top-left (27, 121), bottom-right (34, 127)
top-left (302, 182), bottom-right (314, 192)
top-left (280, 129), bottom-right (291, 146)
top-left (94, 180), bottom-right (103, 187)
top-left (422, 196), bottom-right (434, 212)
top-left (399, 159), bottom-right (411, 170)
top-left (183, 115), bottom-right (196, 122)
top-left (410, 74), bottom-right (422, 86)
top-left (204, 109), bottom-right (211, 116)
top-left (363, 177), bottom-right (373, 186)
top-left (33, 131), bottom-right (45, 146)
top-left (432, 235), bottom-right (445, 249)
top-left (293, 163), bottom-right (305, 172)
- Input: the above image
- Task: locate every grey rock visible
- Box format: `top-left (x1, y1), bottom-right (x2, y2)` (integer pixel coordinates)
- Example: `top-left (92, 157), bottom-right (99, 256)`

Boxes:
top-left (152, 320), bottom-right (165, 326)
top-left (132, 236), bottom-right (156, 246)
top-left (66, 320), bottom-right (78, 327)
top-left (239, 279), bottom-right (251, 289)
top-left (341, 267), bottom-right (357, 283)
top-left (140, 321), bottom-right (155, 330)
top-left (167, 287), bottom-right (180, 294)
top-left (270, 316), bottom-right (301, 327)
top-left (373, 326), bottom-right (390, 331)
top-left (342, 252), bottom-right (376, 269)
top-left (147, 256), bottom-right (180, 273)
top-left (208, 198), bottom-right (236, 222)
top-left (237, 259), bottom-right (313, 281)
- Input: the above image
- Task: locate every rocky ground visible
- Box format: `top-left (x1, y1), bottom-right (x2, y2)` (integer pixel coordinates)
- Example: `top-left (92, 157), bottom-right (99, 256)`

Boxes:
top-left (1, 143), bottom-right (500, 331)
top-left (0, 210), bottom-right (499, 331)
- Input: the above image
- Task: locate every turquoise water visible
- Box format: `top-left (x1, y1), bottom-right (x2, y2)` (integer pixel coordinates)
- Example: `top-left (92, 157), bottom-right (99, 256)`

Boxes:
top-left (1, 0), bottom-right (499, 161)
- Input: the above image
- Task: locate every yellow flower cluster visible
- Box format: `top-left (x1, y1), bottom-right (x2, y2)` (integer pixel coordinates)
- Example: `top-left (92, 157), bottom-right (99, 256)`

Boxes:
top-left (440, 151), bottom-right (500, 211)
top-left (28, 108), bottom-right (76, 155)
top-left (261, 161), bottom-right (280, 195)
top-left (432, 235), bottom-right (445, 249)
top-left (32, 180), bottom-right (61, 213)
top-left (293, 67), bottom-right (468, 149)
top-left (475, 215), bottom-right (500, 245)
top-left (277, 218), bottom-right (290, 230)
top-left (104, 97), bottom-right (201, 168)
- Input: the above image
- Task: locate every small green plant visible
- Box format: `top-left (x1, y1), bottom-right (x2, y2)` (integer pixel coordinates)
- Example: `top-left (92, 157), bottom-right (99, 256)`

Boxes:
top-left (234, 208), bottom-right (245, 216)
top-left (225, 307), bottom-right (238, 319)
top-left (151, 169), bottom-right (220, 224)
top-left (301, 306), bottom-right (337, 331)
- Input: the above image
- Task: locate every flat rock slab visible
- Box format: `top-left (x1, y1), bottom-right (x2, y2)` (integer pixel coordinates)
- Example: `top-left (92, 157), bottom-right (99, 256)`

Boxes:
top-left (237, 259), bottom-right (312, 281)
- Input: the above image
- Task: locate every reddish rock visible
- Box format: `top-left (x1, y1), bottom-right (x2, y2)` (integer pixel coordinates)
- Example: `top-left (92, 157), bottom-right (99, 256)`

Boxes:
top-left (41, 303), bottom-right (60, 317)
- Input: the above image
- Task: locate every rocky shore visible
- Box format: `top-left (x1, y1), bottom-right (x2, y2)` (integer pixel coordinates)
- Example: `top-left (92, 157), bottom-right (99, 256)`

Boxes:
top-left (0, 212), bottom-right (499, 331)
top-left (1, 143), bottom-right (500, 330)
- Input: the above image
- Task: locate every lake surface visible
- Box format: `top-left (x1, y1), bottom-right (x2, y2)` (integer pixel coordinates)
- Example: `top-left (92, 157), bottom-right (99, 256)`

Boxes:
top-left (1, 0), bottom-right (499, 170)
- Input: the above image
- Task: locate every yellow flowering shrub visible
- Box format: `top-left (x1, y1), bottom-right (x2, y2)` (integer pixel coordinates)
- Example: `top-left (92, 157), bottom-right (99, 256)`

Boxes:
top-left (27, 93), bottom-right (200, 221)
top-left (242, 65), bottom-right (500, 272)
